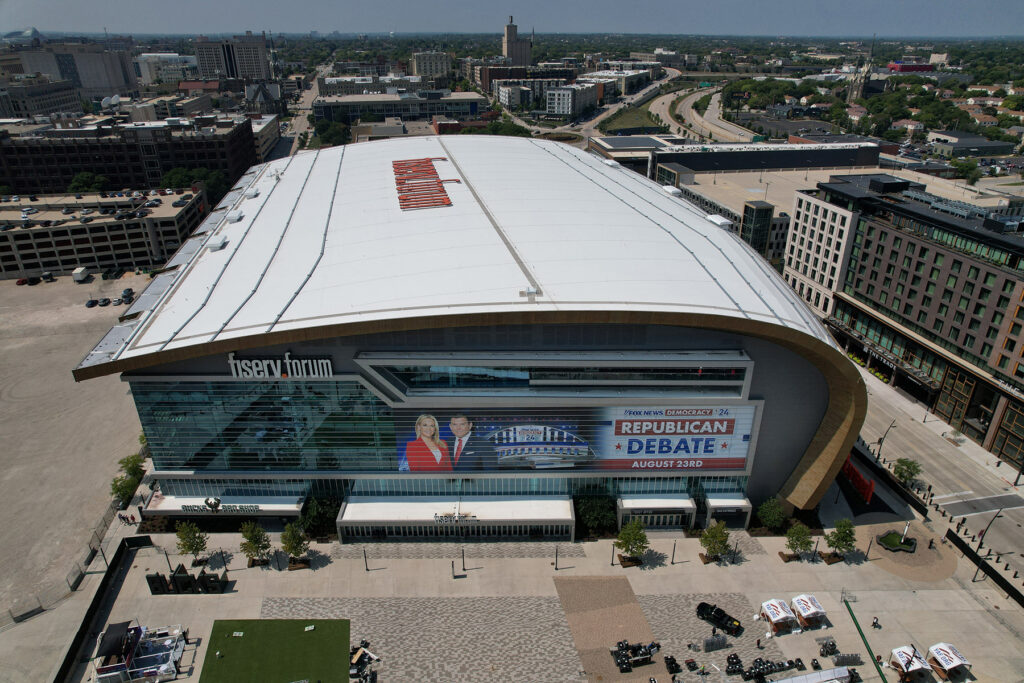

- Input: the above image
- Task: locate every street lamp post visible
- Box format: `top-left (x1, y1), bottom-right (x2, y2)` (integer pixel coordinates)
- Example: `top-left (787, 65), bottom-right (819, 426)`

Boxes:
top-left (876, 419), bottom-right (897, 462)
top-left (973, 507), bottom-right (1004, 581)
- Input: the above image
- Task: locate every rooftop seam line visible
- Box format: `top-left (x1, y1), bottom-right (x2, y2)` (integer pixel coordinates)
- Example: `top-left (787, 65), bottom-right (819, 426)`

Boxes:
top-left (153, 154), bottom-right (299, 353)
top-left (210, 149), bottom-right (323, 342)
top-left (269, 144), bottom-right (347, 332)
top-left (113, 162), bottom-right (287, 361)
top-left (435, 136), bottom-right (543, 295)
top-left (532, 140), bottom-right (749, 319)
top-left (561, 142), bottom-right (792, 329)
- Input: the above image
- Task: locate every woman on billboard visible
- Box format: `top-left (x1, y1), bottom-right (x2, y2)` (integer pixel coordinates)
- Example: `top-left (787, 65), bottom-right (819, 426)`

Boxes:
top-left (404, 414), bottom-right (452, 471)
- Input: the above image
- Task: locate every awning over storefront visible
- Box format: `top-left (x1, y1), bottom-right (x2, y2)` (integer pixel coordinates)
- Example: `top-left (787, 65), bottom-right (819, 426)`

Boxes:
top-left (705, 492), bottom-right (752, 527)
top-left (337, 495), bottom-right (574, 527)
top-left (928, 643), bottom-right (970, 671)
top-left (618, 494), bottom-right (697, 513)
top-left (143, 494), bottom-right (305, 517)
top-left (890, 646), bottom-right (929, 673)
top-left (773, 667), bottom-right (850, 683)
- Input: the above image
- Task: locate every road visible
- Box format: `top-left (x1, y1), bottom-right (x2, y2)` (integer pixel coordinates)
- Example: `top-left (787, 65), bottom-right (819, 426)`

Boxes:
top-left (857, 366), bottom-right (1024, 579)
top-left (288, 75), bottom-right (321, 155)
top-left (674, 88), bottom-right (753, 143)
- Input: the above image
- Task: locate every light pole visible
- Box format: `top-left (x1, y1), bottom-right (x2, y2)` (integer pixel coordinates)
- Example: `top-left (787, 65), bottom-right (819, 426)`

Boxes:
top-left (973, 507), bottom-right (1004, 581)
top-left (876, 419), bottom-right (897, 462)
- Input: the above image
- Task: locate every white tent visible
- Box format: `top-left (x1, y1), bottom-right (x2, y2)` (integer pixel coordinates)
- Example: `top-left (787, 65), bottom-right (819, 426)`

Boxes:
top-left (760, 598), bottom-right (799, 632)
top-left (889, 645), bottom-right (929, 673)
top-left (928, 642), bottom-right (970, 673)
top-left (790, 594), bottom-right (826, 625)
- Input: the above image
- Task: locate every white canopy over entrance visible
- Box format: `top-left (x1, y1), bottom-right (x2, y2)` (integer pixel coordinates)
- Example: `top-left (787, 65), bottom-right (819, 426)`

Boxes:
top-left (336, 495), bottom-right (575, 542)
top-left (928, 642), bottom-right (970, 671)
top-left (617, 494), bottom-right (696, 529)
top-left (704, 492), bottom-right (752, 528)
top-left (143, 494), bottom-right (304, 517)
top-left (890, 646), bottom-right (929, 673)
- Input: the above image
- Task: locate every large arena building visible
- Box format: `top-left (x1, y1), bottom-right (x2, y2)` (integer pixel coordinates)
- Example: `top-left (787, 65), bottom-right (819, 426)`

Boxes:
top-left (74, 136), bottom-right (866, 541)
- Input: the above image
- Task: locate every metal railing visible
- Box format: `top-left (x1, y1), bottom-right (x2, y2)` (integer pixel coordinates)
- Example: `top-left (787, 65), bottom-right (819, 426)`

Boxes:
top-left (0, 498), bottom-right (120, 632)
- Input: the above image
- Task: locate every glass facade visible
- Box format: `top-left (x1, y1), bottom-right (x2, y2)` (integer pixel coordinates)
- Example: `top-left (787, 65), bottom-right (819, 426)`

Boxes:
top-left (132, 379), bottom-right (395, 472)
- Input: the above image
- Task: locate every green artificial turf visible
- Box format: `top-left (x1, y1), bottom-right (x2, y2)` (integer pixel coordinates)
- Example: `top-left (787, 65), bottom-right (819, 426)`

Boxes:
top-left (199, 619), bottom-right (350, 683)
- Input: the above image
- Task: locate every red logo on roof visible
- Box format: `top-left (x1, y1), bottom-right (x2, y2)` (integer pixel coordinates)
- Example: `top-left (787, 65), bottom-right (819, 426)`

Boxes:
top-left (392, 157), bottom-right (461, 211)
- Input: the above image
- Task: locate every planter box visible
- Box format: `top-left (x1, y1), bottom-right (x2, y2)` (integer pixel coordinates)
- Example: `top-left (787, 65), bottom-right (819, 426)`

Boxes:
top-left (779, 551), bottom-right (799, 563)
top-left (818, 551), bottom-right (844, 565)
top-left (246, 558), bottom-right (270, 568)
top-left (190, 558), bottom-right (208, 568)
top-left (699, 552), bottom-right (721, 565)
top-left (617, 554), bottom-right (643, 568)
top-left (287, 558), bottom-right (311, 571)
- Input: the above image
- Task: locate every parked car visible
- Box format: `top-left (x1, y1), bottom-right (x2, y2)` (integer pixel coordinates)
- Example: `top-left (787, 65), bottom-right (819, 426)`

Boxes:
top-left (85, 299), bottom-right (98, 308)
top-left (113, 298), bottom-right (122, 305)
top-left (696, 602), bottom-right (743, 636)
top-left (16, 278), bottom-right (28, 285)
top-left (98, 298), bottom-right (111, 306)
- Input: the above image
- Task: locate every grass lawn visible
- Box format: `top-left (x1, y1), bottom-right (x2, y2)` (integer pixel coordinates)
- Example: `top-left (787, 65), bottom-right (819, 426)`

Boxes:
top-left (600, 102), bottom-right (666, 134)
top-left (200, 619), bottom-right (350, 683)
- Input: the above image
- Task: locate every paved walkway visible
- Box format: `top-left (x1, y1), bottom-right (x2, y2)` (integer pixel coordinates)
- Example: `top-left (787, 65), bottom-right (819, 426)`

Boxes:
top-left (30, 526), bottom-right (1021, 683)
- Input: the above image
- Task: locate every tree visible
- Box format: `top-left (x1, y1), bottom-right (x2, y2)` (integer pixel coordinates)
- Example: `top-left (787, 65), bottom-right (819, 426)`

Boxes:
top-left (300, 497), bottom-right (341, 537)
top-left (785, 523), bottom-right (814, 558)
top-left (614, 518), bottom-right (649, 558)
top-left (118, 453), bottom-right (145, 481)
top-left (159, 167), bottom-right (230, 204)
top-left (700, 520), bottom-right (731, 559)
top-left (757, 496), bottom-right (786, 530)
top-left (824, 518), bottom-right (857, 557)
top-left (239, 520), bottom-right (272, 563)
top-left (110, 474), bottom-right (139, 507)
top-left (575, 496), bottom-right (617, 536)
top-left (281, 521), bottom-right (310, 560)
top-left (68, 172), bottom-right (109, 193)
top-left (893, 458), bottom-right (923, 486)
top-left (175, 520), bottom-right (209, 562)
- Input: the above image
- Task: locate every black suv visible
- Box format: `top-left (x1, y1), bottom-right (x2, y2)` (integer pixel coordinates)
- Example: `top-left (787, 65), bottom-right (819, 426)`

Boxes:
top-left (696, 602), bottom-right (743, 636)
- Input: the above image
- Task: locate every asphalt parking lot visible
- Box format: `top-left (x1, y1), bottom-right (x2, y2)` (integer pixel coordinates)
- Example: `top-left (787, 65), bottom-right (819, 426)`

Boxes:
top-left (0, 273), bottom-right (144, 612)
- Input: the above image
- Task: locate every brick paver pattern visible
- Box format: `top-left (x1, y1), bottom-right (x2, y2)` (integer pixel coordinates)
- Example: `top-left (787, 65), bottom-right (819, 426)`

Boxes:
top-left (261, 596), bottom-right (584, 682)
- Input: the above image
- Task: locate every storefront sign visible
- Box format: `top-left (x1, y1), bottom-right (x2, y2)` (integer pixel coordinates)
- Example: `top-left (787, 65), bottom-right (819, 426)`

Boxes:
top-left (227, 351), bottom-right (333, 379)
top-left (181, 503), bottom-right (261, 513)
top-left (433, 513), bottom-right (479, 525)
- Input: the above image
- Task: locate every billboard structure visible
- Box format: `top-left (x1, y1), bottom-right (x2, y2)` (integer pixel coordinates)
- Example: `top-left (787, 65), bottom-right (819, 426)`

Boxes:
top-left (395, 405), bottom-right (758, 473)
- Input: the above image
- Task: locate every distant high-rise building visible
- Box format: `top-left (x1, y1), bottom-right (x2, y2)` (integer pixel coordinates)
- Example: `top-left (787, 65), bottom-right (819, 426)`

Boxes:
top-left (134, 53), bottom-right (199, 85)
top-left (195, 31), bottom-right (271, 81)
top-left (502, 16), bottom-right (532, 67)
top-left (411, 52), bottom-right (450, 79)
top-left (15, 42), bottom-right (139, 99)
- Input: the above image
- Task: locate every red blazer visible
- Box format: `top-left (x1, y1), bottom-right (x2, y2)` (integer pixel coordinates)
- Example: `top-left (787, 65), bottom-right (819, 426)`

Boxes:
top-left (405, 438), bottom-right (452, 472)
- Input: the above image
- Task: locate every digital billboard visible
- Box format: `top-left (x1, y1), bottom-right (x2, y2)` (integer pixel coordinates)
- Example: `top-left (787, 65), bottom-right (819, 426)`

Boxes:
top-left (394, 405), bottom-right (756, 473)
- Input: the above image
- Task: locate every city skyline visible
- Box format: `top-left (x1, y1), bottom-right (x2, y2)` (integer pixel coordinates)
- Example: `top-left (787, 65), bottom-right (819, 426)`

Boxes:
top-left (1, 0), bottom-right (1023, 38)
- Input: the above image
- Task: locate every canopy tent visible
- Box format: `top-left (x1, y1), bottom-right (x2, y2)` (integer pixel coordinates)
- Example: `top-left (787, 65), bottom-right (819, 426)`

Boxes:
top-left (889, 645), bottom-right (929, 674)
top-left (928, 642), bottom-right (970, 676)
top-left (760, 599), bottom-right (799, 632)
top-left (790, 594), bottom-right (826, 627)
top-left (95, 621), bottom-right (131, 659)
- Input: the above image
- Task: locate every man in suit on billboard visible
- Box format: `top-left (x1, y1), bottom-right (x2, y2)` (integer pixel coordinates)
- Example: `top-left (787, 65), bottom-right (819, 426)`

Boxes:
top-left (448, 413), bottom-right (498, 471)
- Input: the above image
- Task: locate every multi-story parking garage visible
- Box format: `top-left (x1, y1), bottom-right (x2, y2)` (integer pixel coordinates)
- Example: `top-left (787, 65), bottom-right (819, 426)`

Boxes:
top-left (74, 135), bottom-right (866, 541)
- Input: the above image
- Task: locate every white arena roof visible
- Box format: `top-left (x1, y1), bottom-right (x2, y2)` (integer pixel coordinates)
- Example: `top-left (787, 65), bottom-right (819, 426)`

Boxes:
top-left (77, 135), bottom-right (834, 374)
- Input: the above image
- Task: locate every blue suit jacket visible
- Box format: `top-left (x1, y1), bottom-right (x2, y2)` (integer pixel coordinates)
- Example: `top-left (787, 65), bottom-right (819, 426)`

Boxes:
top-left (450, 433), bottom-right (497, 471)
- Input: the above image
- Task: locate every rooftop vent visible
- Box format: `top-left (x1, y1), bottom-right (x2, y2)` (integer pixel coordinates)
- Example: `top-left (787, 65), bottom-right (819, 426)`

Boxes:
top-left (662, 186), bottom-right (682, 196)
top-left (208, 236), bottom-right (228, 251)
top-left (244, 188), bottom-right (260, 199)
top-left (226, 210), bottom-right (243, 223)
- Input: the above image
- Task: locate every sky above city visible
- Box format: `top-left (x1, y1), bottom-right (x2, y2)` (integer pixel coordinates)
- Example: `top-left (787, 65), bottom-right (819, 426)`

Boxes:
top-left (1, 0), bottom-right (1022, 37)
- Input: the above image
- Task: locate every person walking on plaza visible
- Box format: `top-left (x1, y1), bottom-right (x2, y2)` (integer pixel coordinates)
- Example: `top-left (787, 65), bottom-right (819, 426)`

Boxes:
top-left (872, 616), bottom-right (880, 629)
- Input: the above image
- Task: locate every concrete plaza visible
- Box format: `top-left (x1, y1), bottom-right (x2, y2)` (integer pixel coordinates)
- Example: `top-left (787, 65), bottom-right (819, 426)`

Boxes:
top-left (29, 511), bottom-right (1023, 683)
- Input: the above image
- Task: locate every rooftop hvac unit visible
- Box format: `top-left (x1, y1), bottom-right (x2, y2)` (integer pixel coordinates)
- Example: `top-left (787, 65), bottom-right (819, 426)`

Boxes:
top-left (662, 186), bottom-right (682, 196)
top-left (226, 210), bottom-right (243, 222)
top-left (244, 188), bottom-right (260, 199)
top-left (706, 214), bottom-right (734, 230)
top-left (208, 236), bottom-right (228, 251)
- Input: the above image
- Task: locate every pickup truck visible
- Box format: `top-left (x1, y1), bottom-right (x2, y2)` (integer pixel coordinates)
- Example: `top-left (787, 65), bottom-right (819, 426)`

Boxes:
top-left (696, 602), bottom-right (743, 636)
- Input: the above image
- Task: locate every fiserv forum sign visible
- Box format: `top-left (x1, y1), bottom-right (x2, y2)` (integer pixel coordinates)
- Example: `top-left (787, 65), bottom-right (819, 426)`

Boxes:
top-left (227, 352), bottom-right (334, 379)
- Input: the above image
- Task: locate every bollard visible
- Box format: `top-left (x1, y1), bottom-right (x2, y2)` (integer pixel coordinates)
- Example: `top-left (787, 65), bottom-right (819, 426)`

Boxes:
top-left (1014, 571), bottom-right (1019, 579)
